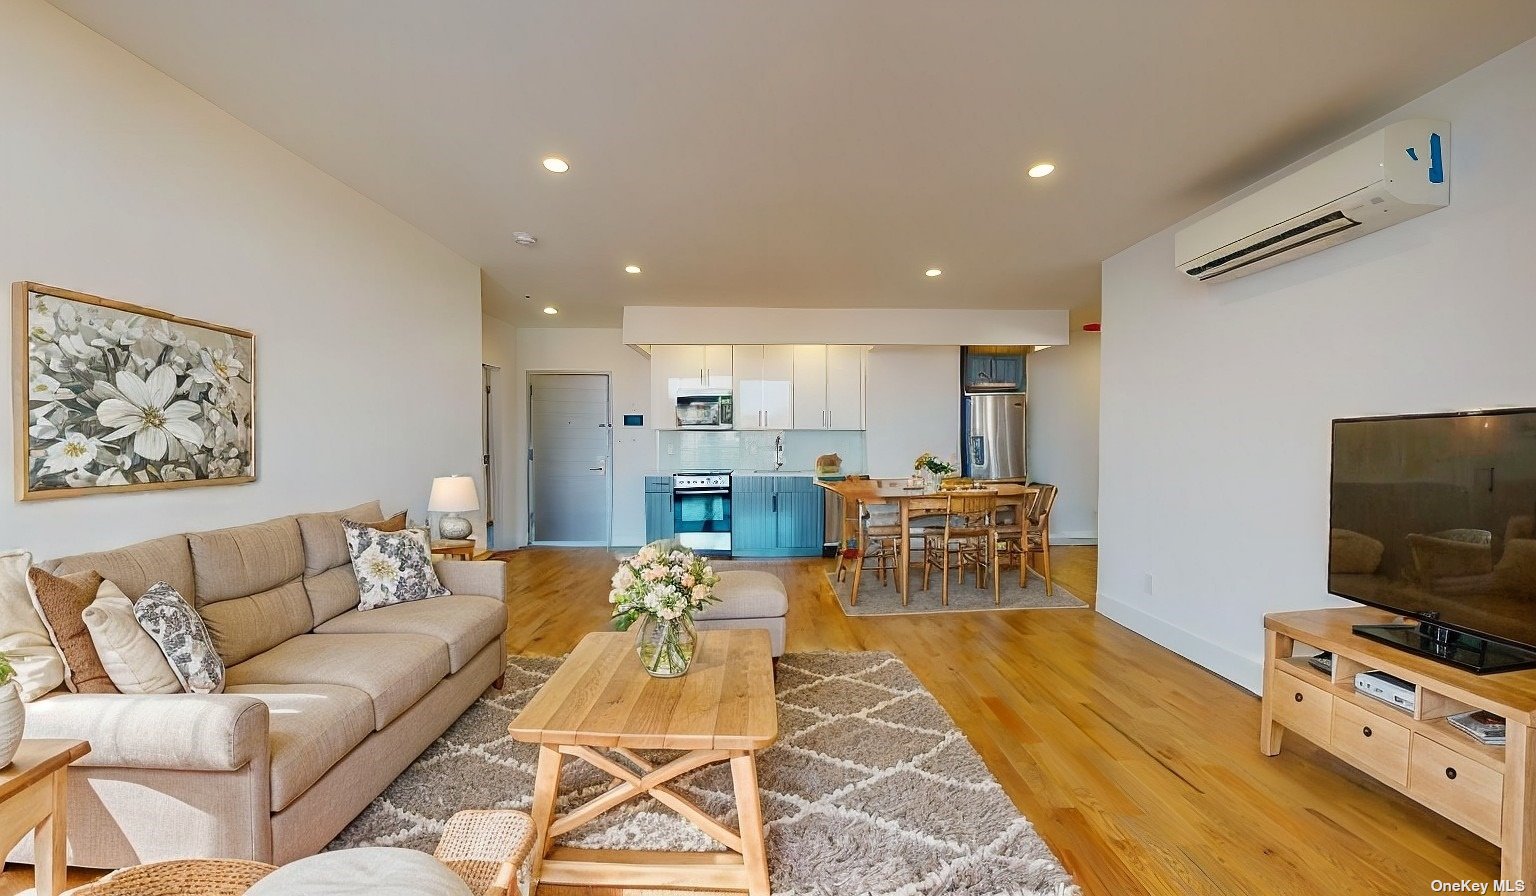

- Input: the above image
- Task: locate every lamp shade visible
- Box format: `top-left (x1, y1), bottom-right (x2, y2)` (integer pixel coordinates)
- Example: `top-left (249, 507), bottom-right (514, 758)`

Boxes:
top-left (428, 475), bottom-right (479, 513)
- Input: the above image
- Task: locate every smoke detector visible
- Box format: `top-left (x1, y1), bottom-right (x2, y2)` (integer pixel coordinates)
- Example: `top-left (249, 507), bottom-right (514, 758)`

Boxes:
top-left (513, 232), bottom-right (538, 247)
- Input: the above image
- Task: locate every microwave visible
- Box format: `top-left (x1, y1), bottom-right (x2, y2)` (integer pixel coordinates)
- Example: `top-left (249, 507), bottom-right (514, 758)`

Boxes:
top-left (675, 388), bottom-right (733, 429)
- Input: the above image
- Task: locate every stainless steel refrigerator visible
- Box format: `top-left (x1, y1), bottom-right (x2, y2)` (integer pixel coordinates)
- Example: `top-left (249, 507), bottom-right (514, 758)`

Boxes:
top-left (963, 393), bottom-right (1027, 481)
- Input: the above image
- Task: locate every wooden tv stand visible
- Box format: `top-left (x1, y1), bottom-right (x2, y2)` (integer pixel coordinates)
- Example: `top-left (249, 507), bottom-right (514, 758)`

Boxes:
top-left (1264, 609), bottom-right (1536, 885)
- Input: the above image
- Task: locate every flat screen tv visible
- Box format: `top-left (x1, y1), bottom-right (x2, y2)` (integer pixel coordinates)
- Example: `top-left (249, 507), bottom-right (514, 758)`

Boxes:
top-left (1330, 407), bottom-right (1536, 674)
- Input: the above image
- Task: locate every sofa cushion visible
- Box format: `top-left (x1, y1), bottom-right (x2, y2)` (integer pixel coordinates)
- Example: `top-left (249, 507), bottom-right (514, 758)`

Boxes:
top-left (226, 634), bottom-right (449, 730)
top-left (697, 570), bottom-right (789, 620)
top-left (305, 565), bottom-right (364, 629)
top-left (189, 517), bottom-right (313, 664)
top-left (345, 522), bottom-right (448, 611)
top-left (28, 568), bottom-right (115, 693)
top-left (0, 549), bottom-right (65, 701)
top-left (136, 582), bottom-right (225, 694)
top-left (41, 533), bottom-right (195, 606)
top-left (314, 595), bottom-right (506, 673)
top-left (82, 583), bottom-right (181, 694)
top-left (296, 501), bottom-right (385, 578)
top-left (225, 683), bottom-right (374, 811)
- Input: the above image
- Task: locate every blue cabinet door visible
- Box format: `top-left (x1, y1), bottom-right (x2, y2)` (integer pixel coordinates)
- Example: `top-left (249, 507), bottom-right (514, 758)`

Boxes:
top-left (775, 491), bottom-right (824, 552)
top-left (644, 491), bottom-right (675, 543)
top-left (731, 492), bottom-right (775, 555)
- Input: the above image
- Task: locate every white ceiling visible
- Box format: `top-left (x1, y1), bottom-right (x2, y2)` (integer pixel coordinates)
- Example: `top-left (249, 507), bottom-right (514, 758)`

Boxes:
top-left (50, 1), bottom-right (1536, 327)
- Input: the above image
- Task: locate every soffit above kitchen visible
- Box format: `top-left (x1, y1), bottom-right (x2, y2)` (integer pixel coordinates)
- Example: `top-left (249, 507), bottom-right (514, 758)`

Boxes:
top-left (621, 307), bottom-right (1067, 349)
top-left (49, 1), bottom-right (1536, 327)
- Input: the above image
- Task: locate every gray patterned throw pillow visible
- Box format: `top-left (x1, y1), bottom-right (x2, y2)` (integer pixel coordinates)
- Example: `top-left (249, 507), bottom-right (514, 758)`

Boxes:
top-left (133, 582), bottom-right (225, 694)
top-left (344, 520), bottom-right (450, 611)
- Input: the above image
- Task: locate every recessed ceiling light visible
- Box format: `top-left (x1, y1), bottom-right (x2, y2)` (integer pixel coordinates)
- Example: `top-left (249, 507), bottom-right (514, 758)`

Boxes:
top-left (542, 306), bottom-right (559, 315)
top-left (1028, 163), bottom-right (1055, 178)
top-left (624, 265), bottom-right (642, 274)
top-left (925, 268), bottom-right (942, 277)
top-left (542, 157), bottom-right (569, 173)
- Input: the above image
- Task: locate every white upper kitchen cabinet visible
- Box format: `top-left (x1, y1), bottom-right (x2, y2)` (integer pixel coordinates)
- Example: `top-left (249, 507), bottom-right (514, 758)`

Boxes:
top-left (649, 345), bottom-right (733, 428)
top-left (792, 345), bottom-right (867, 430)
top-left (733, 345), bottom-right (794, 430)
top-left (826, 344), bottom-right (865, 430)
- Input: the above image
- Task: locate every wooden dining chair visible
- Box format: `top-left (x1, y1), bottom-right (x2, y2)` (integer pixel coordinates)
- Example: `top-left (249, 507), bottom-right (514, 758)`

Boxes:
top-left (849, 511), bottom-right (904, 606)
top-left (919, 491), bottom-right (1000, 607)
top-left (1006, 484), bottom-right (1057, 594)
top-left (833, 475), bottom-right (871, 583)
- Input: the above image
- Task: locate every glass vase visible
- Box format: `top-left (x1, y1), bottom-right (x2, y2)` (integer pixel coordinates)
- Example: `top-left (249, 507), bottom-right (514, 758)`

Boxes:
top-left (634, 614), bottom-right (698, 678)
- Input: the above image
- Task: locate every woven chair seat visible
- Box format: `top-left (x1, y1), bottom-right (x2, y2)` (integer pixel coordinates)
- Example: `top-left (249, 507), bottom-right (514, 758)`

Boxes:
top-left (65, 859), bottom-right (277, 895)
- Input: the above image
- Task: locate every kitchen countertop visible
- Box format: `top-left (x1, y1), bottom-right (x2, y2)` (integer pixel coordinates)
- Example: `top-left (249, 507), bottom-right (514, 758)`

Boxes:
top-left (647, 470), bottom-right (852, 478)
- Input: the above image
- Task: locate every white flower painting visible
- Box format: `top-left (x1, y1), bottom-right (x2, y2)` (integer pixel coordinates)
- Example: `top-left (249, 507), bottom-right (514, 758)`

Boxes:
top-left (16, 284), bottom-right (255, 499)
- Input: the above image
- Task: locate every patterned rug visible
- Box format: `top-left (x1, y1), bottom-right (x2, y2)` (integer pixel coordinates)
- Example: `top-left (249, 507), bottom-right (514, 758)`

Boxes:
top-left (331, 651), bottom-right (1079, 896)
top-left (825, 568), bottom-right (1087, 616)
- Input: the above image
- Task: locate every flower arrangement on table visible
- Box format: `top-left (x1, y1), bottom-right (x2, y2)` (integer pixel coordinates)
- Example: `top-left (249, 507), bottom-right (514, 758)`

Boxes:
top-left (914, 452), bottom-right (956, 476)
top-left (609, 542), bottom-right (721, 677)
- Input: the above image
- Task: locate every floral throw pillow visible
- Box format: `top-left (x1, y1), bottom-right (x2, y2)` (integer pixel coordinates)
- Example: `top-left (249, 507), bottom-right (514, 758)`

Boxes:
top-left (344, 520), bottom-right (450, 611)
top-left (133, 582), bottom-right (225, 694)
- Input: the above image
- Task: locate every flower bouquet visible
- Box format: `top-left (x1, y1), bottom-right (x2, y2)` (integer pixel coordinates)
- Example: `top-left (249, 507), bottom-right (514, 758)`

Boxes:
top-left (914, 452), bottom-right (956, 490)
top-left (610, 542), bottom-right (721, 677)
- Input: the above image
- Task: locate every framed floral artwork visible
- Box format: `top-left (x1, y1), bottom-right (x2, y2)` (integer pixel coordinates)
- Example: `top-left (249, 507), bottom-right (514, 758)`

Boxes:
top-left (13, 282), bottom-right (256, 501)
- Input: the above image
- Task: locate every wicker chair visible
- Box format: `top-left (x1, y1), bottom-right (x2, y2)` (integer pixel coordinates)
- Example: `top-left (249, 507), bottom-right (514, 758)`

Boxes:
top-left (999, 484), bottom-right (1057, 594)
top-left (919, 491), bottom-right (1001, 607)
top-left (63, 809), bottom-right (535, 896)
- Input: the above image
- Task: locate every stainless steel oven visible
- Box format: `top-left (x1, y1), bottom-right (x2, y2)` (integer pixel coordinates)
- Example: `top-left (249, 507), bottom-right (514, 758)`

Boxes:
top-left (672, 470), bottom-right (731, 555)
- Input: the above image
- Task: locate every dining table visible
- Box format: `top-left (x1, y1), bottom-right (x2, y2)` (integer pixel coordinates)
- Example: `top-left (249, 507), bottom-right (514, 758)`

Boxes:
top-left (815, 479), bottom-right (1040, 604)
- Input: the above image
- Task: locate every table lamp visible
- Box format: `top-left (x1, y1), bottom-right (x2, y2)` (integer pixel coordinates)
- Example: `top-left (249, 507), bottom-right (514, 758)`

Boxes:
top-left (428, 475), bottom-right (479, 540)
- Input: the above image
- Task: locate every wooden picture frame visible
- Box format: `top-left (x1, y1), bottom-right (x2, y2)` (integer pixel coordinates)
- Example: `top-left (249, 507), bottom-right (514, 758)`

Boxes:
top-left (13, 282), bottom-right (256, 501)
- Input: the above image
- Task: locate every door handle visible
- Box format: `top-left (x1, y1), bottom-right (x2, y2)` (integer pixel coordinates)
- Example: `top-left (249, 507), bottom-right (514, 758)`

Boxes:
top-left (589, 467), bottom-right (604, 472)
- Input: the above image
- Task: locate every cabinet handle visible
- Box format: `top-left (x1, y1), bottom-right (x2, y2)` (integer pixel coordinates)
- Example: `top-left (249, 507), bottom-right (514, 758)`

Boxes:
top-left (1293, 692), bottom-right (1303, 703)
top-left (772, 494), bottom-right (778, 512)
top-left (1446, 767), bottom-right (1458, 780)
top-left (1362, 726), bottom-right (1372, 738)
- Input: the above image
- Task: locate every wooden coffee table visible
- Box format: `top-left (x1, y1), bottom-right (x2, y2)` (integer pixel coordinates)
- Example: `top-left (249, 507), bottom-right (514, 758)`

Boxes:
top-left (0, 739), bottom-right (90, 896)
top-left (509, 629), bottom-right (777, 896)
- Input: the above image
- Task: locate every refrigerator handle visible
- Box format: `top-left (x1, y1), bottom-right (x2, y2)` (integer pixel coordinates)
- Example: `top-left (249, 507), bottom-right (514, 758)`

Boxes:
top-left (969, 435), bottom-right (986, 468)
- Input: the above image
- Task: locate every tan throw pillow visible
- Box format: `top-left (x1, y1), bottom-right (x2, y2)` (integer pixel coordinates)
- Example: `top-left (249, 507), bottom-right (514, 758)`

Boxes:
top-left (365, 511), bottom-right (408, 534)
top-left (28, 567), bottom-right (117, 694)
top-left (0, 549), bottom-right (65, 701)
top-left (82, 581), bottom-right (181, 694)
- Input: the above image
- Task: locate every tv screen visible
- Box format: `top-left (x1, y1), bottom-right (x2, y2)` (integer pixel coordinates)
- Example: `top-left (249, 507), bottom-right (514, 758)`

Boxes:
top-left (1329, 408), bottom-right (1536, 653)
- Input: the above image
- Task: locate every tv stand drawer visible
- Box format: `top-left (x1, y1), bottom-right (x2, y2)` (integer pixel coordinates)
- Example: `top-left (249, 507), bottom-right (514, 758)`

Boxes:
top-left (1331, 699), bottom-right (1410, 786)
top-left (1272, 669), bottom-right (1332, 745)
top-left (1409, 734), bottom-right (1502, 841)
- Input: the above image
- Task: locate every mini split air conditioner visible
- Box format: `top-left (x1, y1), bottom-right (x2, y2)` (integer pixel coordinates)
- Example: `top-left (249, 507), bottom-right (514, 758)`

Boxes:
top-left (1174, 119), bottom-right (1449, 283)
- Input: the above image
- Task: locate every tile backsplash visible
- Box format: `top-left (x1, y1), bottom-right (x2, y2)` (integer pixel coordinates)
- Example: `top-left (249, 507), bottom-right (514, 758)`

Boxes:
top-left (656, 430), bottom-right (866, 473)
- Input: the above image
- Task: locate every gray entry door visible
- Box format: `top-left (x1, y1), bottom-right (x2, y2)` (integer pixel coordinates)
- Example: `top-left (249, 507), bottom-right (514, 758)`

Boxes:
top-left (529, 374), bottom-right (611, 545)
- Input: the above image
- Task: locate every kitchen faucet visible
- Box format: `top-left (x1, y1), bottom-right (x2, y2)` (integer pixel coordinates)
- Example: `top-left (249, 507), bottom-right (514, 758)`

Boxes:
top-left (774, 434), bottom-right (784, 471)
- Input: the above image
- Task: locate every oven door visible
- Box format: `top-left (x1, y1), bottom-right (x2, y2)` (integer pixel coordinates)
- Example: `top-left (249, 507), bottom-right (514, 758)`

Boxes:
top-left (673, 488), bottom-right (731, 555)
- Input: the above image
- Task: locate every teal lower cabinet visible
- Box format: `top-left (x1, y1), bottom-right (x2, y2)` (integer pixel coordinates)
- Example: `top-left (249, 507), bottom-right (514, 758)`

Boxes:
top-left (731, 476), bottom-right (824, 558)
top-left (644, 476), bottom-right (674, 543)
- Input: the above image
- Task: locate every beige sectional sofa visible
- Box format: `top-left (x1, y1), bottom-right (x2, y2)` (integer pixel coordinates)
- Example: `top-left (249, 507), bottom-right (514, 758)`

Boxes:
top-left (7, 501), bottom-right (509, 869)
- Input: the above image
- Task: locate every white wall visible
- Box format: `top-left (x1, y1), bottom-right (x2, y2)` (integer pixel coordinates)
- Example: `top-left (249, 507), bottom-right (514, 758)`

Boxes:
top-left (0, 0), bottom-right (483, 558)
top-left (1027, 324), bottom-right (1100, 542)
top-left (865, 346), bottom-right (962, 476)
top-left (510, 328), bottom-right (651, 547)
top-left (482, 314), bottom-right (519, 549)
top-left (1098, 36), bottom-right (1536, 693)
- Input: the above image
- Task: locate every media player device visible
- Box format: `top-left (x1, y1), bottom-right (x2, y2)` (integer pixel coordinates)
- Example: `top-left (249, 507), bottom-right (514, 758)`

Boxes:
top-left (1354, 670), bottom-right (1416, 712)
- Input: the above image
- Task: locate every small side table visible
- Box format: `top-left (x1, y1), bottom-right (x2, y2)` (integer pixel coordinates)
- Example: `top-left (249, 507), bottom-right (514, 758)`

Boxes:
top-left (431, 539), bottom-right (477, 560)
top-left (0, 739), bottom-right (90, 896)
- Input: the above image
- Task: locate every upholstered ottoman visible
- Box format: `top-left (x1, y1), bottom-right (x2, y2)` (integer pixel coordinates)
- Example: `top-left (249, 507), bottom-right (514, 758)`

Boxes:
top-left (695, 570), bottom-right (788, 657)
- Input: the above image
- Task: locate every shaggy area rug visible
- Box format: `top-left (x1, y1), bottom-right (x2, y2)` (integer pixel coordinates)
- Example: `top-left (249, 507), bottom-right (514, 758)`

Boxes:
top-left (331, 651), bottom-right (1079, 896)
top-left (825, 569), bottom-right (1086, 616)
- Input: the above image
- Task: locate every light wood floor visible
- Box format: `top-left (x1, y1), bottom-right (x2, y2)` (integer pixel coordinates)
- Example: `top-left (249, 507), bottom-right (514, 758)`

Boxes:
top-left (3, 546), bottom-right (1498, 895)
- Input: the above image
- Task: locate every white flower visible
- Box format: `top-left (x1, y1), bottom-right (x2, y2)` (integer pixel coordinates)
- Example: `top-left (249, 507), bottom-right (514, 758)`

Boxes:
top-left (357, 546), bottom-right (401, 583)
top-left (148, 323), bottom-right (186, 347)
top-left (90, 317), bottom-right (143, 348)
top-left (159, 464), bottom-right (195, 482)
top-left (190, 347), bottom-right (244, 385)
top-left (95, 366), bottom-right (203, 462)
top-left (66, 466), bottom-right (128, 488)
top-left (57, 333), bottom-right (101, 361)
top-left (27, 373), bottom-right (72, 402)
top-left (41, 432), bottom-right (101, 474)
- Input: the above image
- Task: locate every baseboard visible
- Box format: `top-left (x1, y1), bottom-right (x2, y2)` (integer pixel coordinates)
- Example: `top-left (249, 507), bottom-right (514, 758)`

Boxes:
top-left (1050, 532), bottom-right (1097, 546)
top-left (1096, 591), bottom-right (1264, 694)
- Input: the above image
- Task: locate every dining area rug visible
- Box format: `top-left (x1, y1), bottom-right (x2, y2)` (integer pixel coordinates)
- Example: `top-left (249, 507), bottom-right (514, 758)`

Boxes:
top-left (825, 567), bottom-right (1087, 616)
top-left (330, 651), bottom-right (1080, 896)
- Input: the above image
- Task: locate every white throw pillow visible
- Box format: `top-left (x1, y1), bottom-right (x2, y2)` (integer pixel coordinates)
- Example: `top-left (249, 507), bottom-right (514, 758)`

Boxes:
top-left (344, 521), bottom-right (449, 611)
top-left (0, 549), bottom-right (66, 701)
top-left (133, 582), bottom-right (225, 694)
top-left (245, 847), bottom-right (472, 896)
top-left (82, 581), bottom-right (181, 694)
